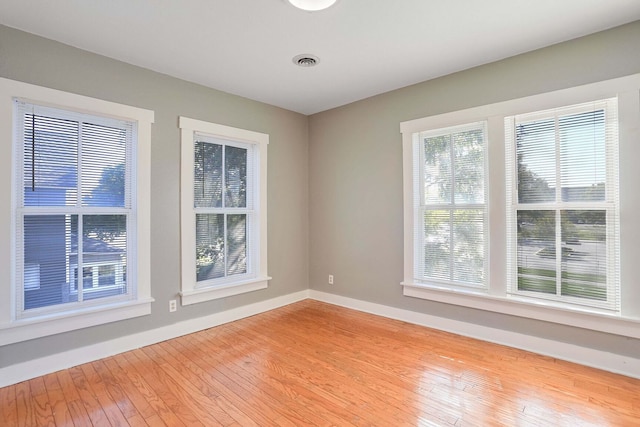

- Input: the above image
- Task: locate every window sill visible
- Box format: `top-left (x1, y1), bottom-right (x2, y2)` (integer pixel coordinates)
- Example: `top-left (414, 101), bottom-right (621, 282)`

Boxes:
top-left (180, 276), bottom-right (271, 306)
top-left (0, 297), bottom-right (154, 346)
top-left (402, 282), bottom-right (640, 339)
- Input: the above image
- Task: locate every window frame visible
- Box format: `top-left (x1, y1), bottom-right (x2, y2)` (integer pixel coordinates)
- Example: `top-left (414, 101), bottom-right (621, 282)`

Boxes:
top-left (15, 102), bottom-right (135, 319)
top-left (413, 121), bottom-right (489, 291)
top-left (400, 73), bottom-right (640, 339)
top-left (0, 77), bottom-right (154, 346)
top-left (505, 99), bottom-right (620, 311)
top-left (179, 116), bottom-right (270, 306)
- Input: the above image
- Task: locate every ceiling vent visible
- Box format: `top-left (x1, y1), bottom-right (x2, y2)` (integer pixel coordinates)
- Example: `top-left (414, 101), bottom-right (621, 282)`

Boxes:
top-left (293, 54), bottom-right (320, 67)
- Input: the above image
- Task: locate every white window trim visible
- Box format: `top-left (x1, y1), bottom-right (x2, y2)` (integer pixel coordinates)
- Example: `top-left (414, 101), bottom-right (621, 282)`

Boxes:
top-left (0, 77), bottom-right (154, 346)
top-left (400, 73), bottom-right (640, 339)
top-left (179, 116), bottom-right (270, 306)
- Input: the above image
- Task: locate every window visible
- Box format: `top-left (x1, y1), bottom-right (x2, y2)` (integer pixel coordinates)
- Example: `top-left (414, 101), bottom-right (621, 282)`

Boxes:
top-left (15, 102), bottom-right (132, 315)
top-left (412, 122), bottom-right (487, 290)
top-left (505, 99), bottom-right (619, 310)
top-left (0, 77), bottom-right (154, 345)
top-left (180, 117), bottom-right (269, 305)
top-left (400, 73), bottom-right (640, 338)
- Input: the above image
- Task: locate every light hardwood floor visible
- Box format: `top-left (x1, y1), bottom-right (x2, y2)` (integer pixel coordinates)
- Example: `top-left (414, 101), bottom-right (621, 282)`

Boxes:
top-left (1, 299), bottom-right (639, 426)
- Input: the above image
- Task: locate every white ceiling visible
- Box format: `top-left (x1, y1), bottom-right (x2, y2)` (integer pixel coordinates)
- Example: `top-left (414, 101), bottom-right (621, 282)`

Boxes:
top-left (1, 0), bottom-right (640, 115)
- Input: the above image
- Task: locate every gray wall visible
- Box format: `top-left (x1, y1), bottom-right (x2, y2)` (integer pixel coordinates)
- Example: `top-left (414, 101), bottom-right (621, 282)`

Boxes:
top-left (0, 25), bottom-right (309, 367)
top-left (308, 21), bottom-right (640, 357)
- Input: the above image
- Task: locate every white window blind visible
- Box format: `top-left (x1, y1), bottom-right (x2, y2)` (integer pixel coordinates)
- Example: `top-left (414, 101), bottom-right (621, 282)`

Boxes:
top-left (193, 133), bottom-right (255, 286)
top-left (505, 98), bottom-right (620, 310)
top-left (14, 100), bottom-right (135, 317)
top-left (413, 121), bottom-right (487, 289)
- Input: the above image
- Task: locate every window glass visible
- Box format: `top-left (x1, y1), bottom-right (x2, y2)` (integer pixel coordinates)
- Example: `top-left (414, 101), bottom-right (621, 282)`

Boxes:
top-left (23, 113), bottom-right (78, 206)
top-left (180, 117), bottom-right (269, 304)
top-left (416, 122), bottom-right (487, 288)
top-left (510, 99), bottom-right (617, 309)
top-left (193, 136), bottom-right (253, 285)
top-left (225, 145), bottom-right (247, 208)
top-left (16, 102), bottom-right (133, 315)
top-left (194, 141), bottom-right (222, 208)
top-left (196, 213), bottom-right (225, 281)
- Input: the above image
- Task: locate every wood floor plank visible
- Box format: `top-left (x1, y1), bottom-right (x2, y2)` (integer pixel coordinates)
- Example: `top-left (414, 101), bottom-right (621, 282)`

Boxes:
top-left (156, 339), bottom-right (271, 426)
top-left (14, 381), bottom-right (34, 427)
top-left (65, 400), bottom-right (91, 427)
top-left (2, 300), bottom-right (640, 426)
top-left (28, 377), bottom-right (47, 398)
top-left (200, 326), bottom-right (364, 427)
top-left (68, 366), bottom-right (113, 426)
top-left (42, 373), bottom-right (75, 427)
top-left (132, 347), bottom-right (232, 426)
top-left (123, 413), bottom-right (149, 427)
top-left (110, 353), bottom-right (188, 427)
top-left (101, 356), bottom-right (161, 421)
top-left (91, 359), bottom-right (141, 422)
top-left (55, 370), bottom-right (80, 401)
top-left (182, 331), bottom-right (323, 425)
top-left (26, 376), bottom-right (56, 427)
top-left (0, 382), bottom-right (19, 426)
top-left (140, 344), bottom-right (251, 426)
top-left (79, 362), bottom-right (130, 427)
top-left (30, 393), bottom-right (56, 427)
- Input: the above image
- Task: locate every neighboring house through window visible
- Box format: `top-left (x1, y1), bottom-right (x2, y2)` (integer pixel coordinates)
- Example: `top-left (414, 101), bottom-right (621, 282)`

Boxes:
top-left (17, 102), bottom-right (130, 311)
top-left (0, 77), bottom-right (154, 345)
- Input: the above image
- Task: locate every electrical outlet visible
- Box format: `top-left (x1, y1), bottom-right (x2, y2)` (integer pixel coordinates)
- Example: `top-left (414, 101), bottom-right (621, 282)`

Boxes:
top-left (328, 274), bottom-right (334, 285)
top-left (169, 299), bottom-right (177, 312)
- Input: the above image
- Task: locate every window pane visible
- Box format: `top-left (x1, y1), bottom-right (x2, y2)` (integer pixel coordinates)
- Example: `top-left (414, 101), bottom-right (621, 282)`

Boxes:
top-left (560, 210), bottom-right (607, 300)
top-left (24, 263), bottom-right (41, 291)
top-left (516, 119), bottom-right (555, 203)
top-left (517, 210), bottom-right (556, 294)
top-left (196, 214), bottom-right (225, 281)
top-left (82, 267), bottom-right (92, 290)
top-left (23, 215), bottom-right (77, 310)
top-left (82, 123), bottom-right (127, 207)
top-left (423, 134), bottom-right (451, 204)
top-left (227, 214), bottom-right (247, 275)
top-left (22, 215), bottom-right (128, 307)
top-left (98, 265), bottom-right (116, 286)
top-left (559, 110), bottom-right (606, 202)
top-left (418, 123), bottom-right (486, 288)
top-left (225, 145), bottom-right (247, 208)
top-left (423, 210), bottom-right (450, 281)
top-left (453, 129), bottom-right (484, 204)
top-left (194, 141), bottom-right (222, 208)
top-left (452, 209), bottom-right (484, 284)
top-left (80, 215), bottom-right (127, 301)
top-left (23, 114), bottom-right (78, 206)
top-left (508, 99), bottom-right (618, 310)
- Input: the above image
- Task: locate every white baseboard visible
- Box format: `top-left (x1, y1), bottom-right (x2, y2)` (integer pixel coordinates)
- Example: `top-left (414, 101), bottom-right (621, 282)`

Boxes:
top-left (0, 289), bottom-right (310, 388)
top-left (3, 288), bottom-right (638, 388)
top-left (309, 290), bottom-right (640, 379)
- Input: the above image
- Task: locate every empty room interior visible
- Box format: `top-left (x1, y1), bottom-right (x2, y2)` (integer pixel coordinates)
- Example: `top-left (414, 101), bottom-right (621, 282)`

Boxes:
top-left (2, 1), bottom-right (640, 425)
